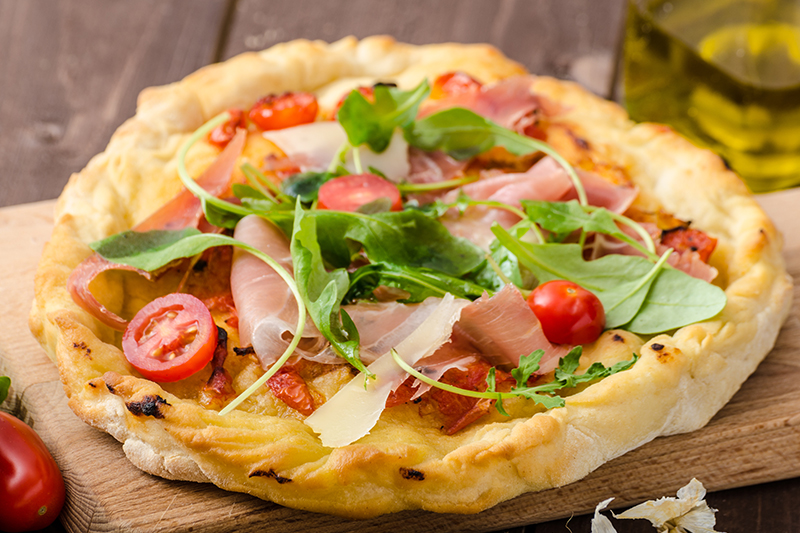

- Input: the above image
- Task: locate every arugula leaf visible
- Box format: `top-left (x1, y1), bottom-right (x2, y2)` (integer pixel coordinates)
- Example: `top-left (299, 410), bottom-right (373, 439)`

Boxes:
top-left (491, 228), bottom-right (726, 333)
top-left (290, 205), bottom-right (371, 376)
top-left (0, 376), bottom-right (10, 405)
top-left (347, 262), bottom-right (488, 303)
top-left (91, 228), bottom-right (212, 269)
top-left (280, 171), bottom-right (334, 202)
top-left (338, 80), bottom-right (431, 153)
top-left (511, 350), bottom-right (544, 389)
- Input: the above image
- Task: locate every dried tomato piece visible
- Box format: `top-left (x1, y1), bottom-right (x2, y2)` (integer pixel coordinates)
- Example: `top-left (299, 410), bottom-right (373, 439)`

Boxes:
top-left (209, 109), bottom-right (246, 148)
top-left (430, 71), bottom-right (482, 99)
top-left (661, 227), bottom-right (717, 262)
top-left (430, 359), bottom-right (513, 434)
top-left (268, 366), bottom-right (315, 416)
top-left (334, 85), bottom-right (375, 117)
top-left (249, 92), bottom-right (318, 131)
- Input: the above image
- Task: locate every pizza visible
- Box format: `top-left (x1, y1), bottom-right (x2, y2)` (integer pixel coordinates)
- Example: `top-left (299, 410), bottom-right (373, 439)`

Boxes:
top-left (29, 36), bottom-right (793, 518)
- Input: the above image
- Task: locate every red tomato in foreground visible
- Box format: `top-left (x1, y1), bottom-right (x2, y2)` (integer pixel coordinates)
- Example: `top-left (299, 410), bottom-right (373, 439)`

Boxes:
top-left (0, 412), bottom-right (65, 532)
top-left (528, 280), bottom-right (605, 345)
top-left (122, 293), bottom-right (218, 382)
top-left (317, 173), bottom-right (402, 212)
top-left (248, 92), bottom-right (318, 131)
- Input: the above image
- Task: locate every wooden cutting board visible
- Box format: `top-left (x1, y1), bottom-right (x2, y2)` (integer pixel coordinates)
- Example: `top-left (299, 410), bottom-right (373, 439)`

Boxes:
top-left (1, 192), bottom-right (798, 533)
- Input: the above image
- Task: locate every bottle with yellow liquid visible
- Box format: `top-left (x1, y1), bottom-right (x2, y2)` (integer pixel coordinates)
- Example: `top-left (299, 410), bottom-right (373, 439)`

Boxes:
top-left (624, 0), bottom-right (800, 192)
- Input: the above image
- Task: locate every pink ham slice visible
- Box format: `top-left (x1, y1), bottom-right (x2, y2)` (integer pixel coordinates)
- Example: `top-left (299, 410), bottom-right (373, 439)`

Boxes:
top-left (420, 76), bottom-right (554, 130)
top-left (67, 129), bottom-right (247, 330)
top-left (231, 215), bottom-right (331, 367)
top-left (452, 285), bottom-right (569, 374)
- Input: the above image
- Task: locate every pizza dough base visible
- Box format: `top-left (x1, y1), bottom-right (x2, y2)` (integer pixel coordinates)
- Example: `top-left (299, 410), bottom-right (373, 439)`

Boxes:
top-left (30, 36), bottom-right (792, 518)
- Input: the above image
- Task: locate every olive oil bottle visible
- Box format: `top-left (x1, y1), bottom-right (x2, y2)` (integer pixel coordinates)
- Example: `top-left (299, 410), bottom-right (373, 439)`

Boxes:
top-left (624, 0), bottom-right (800, 192)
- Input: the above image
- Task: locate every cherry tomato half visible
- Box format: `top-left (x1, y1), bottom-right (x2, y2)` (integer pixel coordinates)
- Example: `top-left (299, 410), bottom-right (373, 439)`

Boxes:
top-left (430, 71), bottom-right (483, 99)
top-left (248, 92), bottom-right (318, 131)
top-left (527, 280), bottom-right (605, 345)
top-left (317, 173), bottom-right (403, 212)
top-left (0, 412), bottom-right (65, 533)
top-left (208, 108), bottom-right (246, 148)
top-left (122, 293), bottom-right (218, 382)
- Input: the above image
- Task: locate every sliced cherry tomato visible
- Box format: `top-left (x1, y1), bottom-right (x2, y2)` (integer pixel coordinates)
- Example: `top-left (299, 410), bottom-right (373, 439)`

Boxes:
top-left (122, 293), bottom-right (218, 382)
top-left (527, 280), bottom-right (605, 345)
top-left (317, 173), bottom-right (402, 212)
top-left (660, 227), bottom-right (717, 262)
top-left (430, 71), bottom-right (483, 99)
top-left (0, 412), bottom-right (65, 532)
top-left (248, 92), bottom-right (318, 131)
top-left (208, 108), bottom-right (246, 148)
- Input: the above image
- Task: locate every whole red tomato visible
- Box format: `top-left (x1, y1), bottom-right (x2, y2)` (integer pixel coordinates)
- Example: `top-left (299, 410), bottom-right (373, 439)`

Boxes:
top-left (0, 412), bottom-right (65, 532)
top-left (527, 280), bottom-right (606, 345)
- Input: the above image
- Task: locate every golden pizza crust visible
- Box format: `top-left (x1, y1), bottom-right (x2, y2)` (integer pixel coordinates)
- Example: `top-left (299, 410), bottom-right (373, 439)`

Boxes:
top-left (30, 36), bottom-right (792, 518)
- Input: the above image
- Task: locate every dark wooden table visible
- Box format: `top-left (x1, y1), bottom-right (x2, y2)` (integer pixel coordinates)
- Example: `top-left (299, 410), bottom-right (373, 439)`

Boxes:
top-left (1, 1), bottom-right (798, 531)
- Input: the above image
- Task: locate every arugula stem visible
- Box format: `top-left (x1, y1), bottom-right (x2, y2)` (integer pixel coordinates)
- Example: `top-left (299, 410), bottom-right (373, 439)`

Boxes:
top-left (177, 112), bottom-right (252, 217)
top-left (352, 146), bottom-right (363, 174)
top-left (240, 162), bottom-right (291, 202)
top-left (496, 129), bottom-right (588, 206)
top-left (328, 141), bottom-right (350, 173)
top-left (219, 242), bottom-right (306, 416)
top-left (606, 249), bottom-right (672, 314)
top-left (240, 165), bottom-right (276, 201)
top-left (585, 206), bottom-right (659, 260)
top-left (397, 174), bottom-right (479, 193)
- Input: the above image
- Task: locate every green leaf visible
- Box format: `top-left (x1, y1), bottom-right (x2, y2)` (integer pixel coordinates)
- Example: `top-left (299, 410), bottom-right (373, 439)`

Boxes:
top-left (624, 268), bottom-right (727, 334)
top-left (338, 80), bottom-right (430, 153)
top-left (491, 227), bottom-right (727, 334)
top-left (511, 350), bottom-right (544, 389)
top-left (90, 228), bottom-right (221, 270)
top-left (0, 376), bottom-right (10, 405)
top-left (280, 172), bottom-right (334, 202)
top-left (347, 262), bottom-right (488, 303)
top-left (290, 205), bottom-right (371, 376)
top-left (405, 107), bottom-right (536, 160)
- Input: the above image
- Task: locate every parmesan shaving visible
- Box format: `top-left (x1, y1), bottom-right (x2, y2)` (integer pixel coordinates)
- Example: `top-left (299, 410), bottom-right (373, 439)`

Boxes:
top-left (304, 294), bottom-right (467, 447)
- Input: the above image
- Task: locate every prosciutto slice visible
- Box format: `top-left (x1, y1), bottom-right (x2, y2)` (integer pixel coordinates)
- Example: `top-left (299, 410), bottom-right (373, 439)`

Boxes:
top-left (68, 129), bottom-right (246, 330)
top-left (231, 215), bottom-right (330, 367)
top-left (453, 285), bottom-right (569, 374)
top-left (420, 76), bottom-right (552, 130)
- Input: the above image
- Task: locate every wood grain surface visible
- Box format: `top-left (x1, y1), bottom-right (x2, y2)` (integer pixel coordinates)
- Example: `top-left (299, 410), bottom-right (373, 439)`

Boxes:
top-left (0, 190), bottom-right (797, 533)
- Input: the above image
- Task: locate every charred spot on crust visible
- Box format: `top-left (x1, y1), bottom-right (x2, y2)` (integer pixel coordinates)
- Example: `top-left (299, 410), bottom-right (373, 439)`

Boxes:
top-left (233, 346), bottom-right (255, 356)
top-left (192, 259), bottom-right (208, 271)
top-left (88, 381), bottom-right (97, 388)
top-left (651, 343), bottom-right (665, 351)
top-left (106, 383), bottom-right (116, 394)
top-left (612, 334), bottom-right (625, 343)
top-left (567, 130), bottom-right (591, 151)
top-left (126, 395), bottom-right (170, 419)
top-left (400, 467), bottom-right (425, 481)
top-left (73, 341), bottom-right (92, 358)
top-left (249, 468), bottom-right (292, 483)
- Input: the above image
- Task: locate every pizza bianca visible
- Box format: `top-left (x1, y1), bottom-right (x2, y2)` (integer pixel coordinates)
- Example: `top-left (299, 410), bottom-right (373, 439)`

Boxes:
top-left (30, 36), bottom-right (792, 518)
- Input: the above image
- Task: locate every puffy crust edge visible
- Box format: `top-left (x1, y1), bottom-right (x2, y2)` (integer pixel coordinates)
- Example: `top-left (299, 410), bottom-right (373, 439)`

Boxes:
top-left (29, 36), bottom-right (792, 518)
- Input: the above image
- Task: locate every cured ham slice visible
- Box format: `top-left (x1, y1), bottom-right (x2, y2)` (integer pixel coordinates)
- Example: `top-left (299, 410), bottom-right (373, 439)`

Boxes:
top-left (420, 76), bottom-right (552, 130)
top-left (231, 215), bottom-right (331, 367)
top-left (68, 129), bottom-right (246, 330)
top-left (453, 285), bottom-right (569, 374)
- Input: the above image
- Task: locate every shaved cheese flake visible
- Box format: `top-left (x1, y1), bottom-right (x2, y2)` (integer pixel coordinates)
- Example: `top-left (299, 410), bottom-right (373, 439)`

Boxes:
top-left (262, 121), bottom-right (410, 181)
top-left (305, 294), bottom-right (466, 447)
